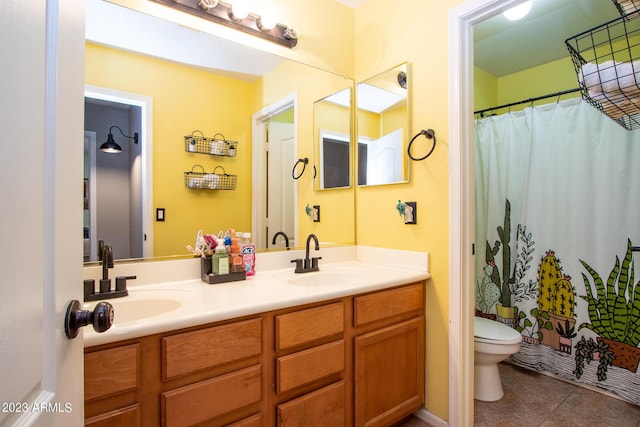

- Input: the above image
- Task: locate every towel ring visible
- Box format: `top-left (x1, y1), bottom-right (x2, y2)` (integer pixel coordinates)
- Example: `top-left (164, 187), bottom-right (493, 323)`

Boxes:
top-left (292, 158), bottom-right (309, 179)
top-left (407, 129), bottom-right (436, 161)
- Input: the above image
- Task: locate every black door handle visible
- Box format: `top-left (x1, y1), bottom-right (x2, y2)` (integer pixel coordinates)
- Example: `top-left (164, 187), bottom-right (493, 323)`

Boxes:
top-left (64, 299), bottom-right (114, 339)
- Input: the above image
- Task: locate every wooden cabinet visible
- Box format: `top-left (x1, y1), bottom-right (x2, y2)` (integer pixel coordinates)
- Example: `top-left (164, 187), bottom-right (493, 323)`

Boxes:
top-left (353, 285), bottom-right (425, 427)
top-left (84, 281), bottom-right (425, 426)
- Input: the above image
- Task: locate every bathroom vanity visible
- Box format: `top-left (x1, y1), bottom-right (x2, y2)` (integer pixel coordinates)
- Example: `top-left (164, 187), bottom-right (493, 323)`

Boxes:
top-left (82, 250), bottom-right (428, 426)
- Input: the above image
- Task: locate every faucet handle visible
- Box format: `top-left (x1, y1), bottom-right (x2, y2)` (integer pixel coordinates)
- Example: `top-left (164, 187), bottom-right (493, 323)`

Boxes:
top-left (291, 258), bottom-right (304, 273)
top-left (311, 257), bottom-right (322, 269)
top-left (115, 275), bottom-right (136, 293)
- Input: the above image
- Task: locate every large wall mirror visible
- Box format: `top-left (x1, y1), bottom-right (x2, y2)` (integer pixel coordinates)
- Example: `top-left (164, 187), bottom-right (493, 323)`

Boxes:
top-left (357, 63), bottom-right (410, 186)
top-left (84, 0), bottom-right (355, 263)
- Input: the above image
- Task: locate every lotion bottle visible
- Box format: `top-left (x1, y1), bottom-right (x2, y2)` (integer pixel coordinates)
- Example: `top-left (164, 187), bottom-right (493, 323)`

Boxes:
top-left (212, 238), bottom-right (229, 275)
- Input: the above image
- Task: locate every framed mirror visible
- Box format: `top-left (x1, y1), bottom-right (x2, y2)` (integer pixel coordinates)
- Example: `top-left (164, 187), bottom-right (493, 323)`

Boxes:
top-left (356, 63), bottom-right (410, 186)
top-left (84, 0), bottom-right (355, 263)
top-left (313, 88), bottom-right (353, 190)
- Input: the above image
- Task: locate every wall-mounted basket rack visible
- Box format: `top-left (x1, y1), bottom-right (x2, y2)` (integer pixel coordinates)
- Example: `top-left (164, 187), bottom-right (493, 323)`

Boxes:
top-left (185, 131), bottom-right (238, 157)
top-left (565, 9), bottom-right (640, 130)
top-left (613, 0), bottom-right (640, 15)
top-left (184, 165), bottom-right (237, 190)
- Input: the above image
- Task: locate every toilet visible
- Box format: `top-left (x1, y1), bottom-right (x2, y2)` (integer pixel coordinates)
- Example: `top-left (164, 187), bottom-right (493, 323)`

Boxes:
top-left (474, 316), bottom-right (521, 402)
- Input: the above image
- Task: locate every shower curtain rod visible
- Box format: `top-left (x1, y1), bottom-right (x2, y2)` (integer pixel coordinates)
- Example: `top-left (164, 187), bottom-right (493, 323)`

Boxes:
top-left (474, 88), bottom-right (581, 117)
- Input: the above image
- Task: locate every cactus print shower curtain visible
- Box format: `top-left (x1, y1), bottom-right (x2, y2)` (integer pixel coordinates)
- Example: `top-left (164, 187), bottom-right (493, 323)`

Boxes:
top-left (474, 98), bottom-right (640, 405)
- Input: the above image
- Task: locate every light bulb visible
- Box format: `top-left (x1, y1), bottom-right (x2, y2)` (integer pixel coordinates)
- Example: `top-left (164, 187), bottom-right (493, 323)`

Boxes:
top-left (257, 14), bottom-right (277, 31)
top-left (503, 0), bottom-right (532, 21)
top-left (229, 1), bottom-right (250, 20)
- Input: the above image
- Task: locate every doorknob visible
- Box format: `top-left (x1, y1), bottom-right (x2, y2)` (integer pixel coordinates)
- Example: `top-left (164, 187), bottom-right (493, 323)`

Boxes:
top-left (64, 299), bottom-right (114, 339)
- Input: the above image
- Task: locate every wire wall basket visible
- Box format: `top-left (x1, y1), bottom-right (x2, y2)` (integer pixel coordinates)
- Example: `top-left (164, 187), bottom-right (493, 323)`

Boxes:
top-left (613, 0), bottom-right (640, 15)
top-left (184, 131), bottom-right (238, 157)
top-left (566, 10), bottom-right (640, 130)
top-left (184, 165), bottom-right (237, 190)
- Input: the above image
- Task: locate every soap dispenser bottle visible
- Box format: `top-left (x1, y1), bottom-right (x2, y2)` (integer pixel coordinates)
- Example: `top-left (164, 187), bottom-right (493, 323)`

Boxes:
top-left (212, 238), bottom-right (229, 275)
top-left (229, 234), bottom-right (244, 273)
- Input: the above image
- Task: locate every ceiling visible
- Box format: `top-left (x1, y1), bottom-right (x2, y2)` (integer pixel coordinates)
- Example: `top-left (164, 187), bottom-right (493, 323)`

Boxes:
top-left (474, 0), bottom-right (621, 77)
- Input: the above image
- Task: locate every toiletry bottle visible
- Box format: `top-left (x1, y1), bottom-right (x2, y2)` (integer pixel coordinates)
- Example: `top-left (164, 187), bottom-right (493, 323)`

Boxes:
top-left (229, 235), bottom-right (243, 273)
top-left (212, 238), bottom-right (229, 275)
top-left (241, 232), bottom-right (256, 277)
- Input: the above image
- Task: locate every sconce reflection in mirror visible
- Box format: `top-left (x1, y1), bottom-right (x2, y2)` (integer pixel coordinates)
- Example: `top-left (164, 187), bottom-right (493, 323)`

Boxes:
top-left (407, 129), bottom-right (436, 161)
top-left (292, 158), bottom-right (317, 180)
top-left (100, 125), bottom-right (139, 154)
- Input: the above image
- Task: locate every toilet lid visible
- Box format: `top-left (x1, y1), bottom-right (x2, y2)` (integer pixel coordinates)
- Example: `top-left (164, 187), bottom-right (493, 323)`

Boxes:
top-left (474, 316), bottom-right (521, 343)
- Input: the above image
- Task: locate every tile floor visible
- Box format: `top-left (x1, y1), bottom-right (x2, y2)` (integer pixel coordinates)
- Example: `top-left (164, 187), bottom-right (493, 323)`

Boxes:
top-left (394, 362), bottom-right (640, 427)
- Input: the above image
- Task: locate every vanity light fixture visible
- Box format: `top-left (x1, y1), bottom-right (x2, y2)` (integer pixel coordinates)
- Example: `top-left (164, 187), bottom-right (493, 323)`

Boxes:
top-left (100, 126), bottom-right (139, 154)
top-left (151, 0), bottom-right (298, 48)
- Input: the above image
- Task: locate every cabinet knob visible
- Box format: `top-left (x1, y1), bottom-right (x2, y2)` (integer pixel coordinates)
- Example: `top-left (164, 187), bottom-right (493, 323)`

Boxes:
top-left (64, 299), bottom-right (114, 339)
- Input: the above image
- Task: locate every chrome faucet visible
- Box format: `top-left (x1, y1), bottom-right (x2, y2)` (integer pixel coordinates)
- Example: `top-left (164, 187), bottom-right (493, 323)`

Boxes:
top-left (291, 233), bottom-right (322, 273)
top-left (272, 231), bottom-right (290, 250)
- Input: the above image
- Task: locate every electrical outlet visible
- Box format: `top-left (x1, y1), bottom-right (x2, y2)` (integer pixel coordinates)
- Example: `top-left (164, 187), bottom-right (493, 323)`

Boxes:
top-left (313, 205), bottom-right (320, 222)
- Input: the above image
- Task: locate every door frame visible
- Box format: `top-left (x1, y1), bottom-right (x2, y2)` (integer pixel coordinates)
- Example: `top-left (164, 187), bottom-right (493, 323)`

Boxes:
top-left (251, 93), bottom-right (298, 250)
top-left (84, 85), bottom-right (154, 259)
top-left (448, 0), bottom-right (523, 424)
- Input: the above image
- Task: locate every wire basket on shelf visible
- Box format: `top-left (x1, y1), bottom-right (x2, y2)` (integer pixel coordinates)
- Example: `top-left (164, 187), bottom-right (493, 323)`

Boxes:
top-left (184, 165), bottom-right (237, 190)
top-left (613, 0), bottom-right (640, 15)
top-left (184, 131), bottom-right (238, 156)
top-left (565, 10), bottom-right (640, 130)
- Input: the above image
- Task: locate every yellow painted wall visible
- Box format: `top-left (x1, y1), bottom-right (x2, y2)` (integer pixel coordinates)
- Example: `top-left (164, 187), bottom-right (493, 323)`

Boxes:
top-left (475, 57), bottom-right (580, 114)
top-left (354, 0), bottom-right (466, 420)
top-left (85, 43), bottom-right (254, 256)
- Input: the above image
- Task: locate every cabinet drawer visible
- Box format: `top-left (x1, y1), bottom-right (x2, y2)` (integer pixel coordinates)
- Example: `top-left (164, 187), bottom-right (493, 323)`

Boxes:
top-left (162, 318), bottom-right (261, 380)
top-left (277, 381), bottom-right (345, 427)
top-left (276, 302), bottom-right (344, 351)
top-left (84, 343), bottom-right (140, 402)
top-left (227, 412), bottom-right (262, 427)
top-left (85, 403), bottom-right (140, 427)
top-left (161, 365), bottom-right (262, 427)
top-left (354, 284), bottom-right (423, 327)
top-left (276, 340), bottom-right (344, 394)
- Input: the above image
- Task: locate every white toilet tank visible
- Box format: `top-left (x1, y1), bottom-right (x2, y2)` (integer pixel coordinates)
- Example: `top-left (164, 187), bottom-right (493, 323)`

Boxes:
top-left (474, 316), bottom-right (521, 344)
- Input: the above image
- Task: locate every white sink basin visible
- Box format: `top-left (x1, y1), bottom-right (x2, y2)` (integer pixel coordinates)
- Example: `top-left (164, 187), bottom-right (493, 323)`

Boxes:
top-left (84, 288), bottom-right (198, 324)
top-left (288, 270), bottom-right (366, 286)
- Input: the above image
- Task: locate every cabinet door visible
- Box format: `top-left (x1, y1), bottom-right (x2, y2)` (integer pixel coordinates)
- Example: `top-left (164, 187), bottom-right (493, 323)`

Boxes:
top-left (85, 404), bottom-right (140, 427)
top-left (354, 318), bottom-right (424, 427)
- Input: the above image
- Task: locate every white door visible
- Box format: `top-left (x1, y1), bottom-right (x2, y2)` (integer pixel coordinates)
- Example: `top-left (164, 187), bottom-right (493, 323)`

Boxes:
top-left (267, 120), bottom-right (296, 248)
top-left (0, 1), bottom-right (85, 425)
top-left (366, 128), bottom-right (403, 185)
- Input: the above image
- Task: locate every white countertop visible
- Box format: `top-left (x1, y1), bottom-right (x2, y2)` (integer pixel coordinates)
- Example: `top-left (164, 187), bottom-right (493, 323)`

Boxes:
top-left (83, 246), bottom-right (430, 347)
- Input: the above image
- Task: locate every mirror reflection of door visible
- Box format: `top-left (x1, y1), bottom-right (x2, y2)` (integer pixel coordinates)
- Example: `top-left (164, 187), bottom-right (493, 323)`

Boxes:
top-left (266, 108), bottom-right (296, 249)
top-left (84, 97), bottom-right (143, 261)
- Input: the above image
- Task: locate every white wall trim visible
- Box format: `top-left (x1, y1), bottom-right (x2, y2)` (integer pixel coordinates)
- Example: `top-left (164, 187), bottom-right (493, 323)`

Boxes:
top-left (448, 0), bottom-right (523, 424)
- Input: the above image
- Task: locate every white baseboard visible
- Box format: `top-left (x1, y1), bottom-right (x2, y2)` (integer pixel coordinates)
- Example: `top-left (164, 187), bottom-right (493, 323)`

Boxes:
top-left (414, 408), bottom-right (448, 427)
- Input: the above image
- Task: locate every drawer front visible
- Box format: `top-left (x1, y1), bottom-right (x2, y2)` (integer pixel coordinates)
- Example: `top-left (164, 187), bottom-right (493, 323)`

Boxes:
top-left (85, 403), bottom-right (140, 427)
top-left (277, 381), bottom-right (345, 427)
top-left (276, 340), bottom-right (344, 394)
top-left (354, 283), bottom-right (424, 327)
top-left (162, 318), bottom-right (261, 380)
top-left (275, 302), bottom-right (344, 351)
top-left (227, 412), bottom-right (262, 427)
top-left (84, 343), bottom-right (140, 402)
top-left (161, 365), bottom-right (262, 427)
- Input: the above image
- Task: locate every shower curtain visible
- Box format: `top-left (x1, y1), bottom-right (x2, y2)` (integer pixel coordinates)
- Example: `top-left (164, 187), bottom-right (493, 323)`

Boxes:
top-left (475, 98), bottom-right (640, 405)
